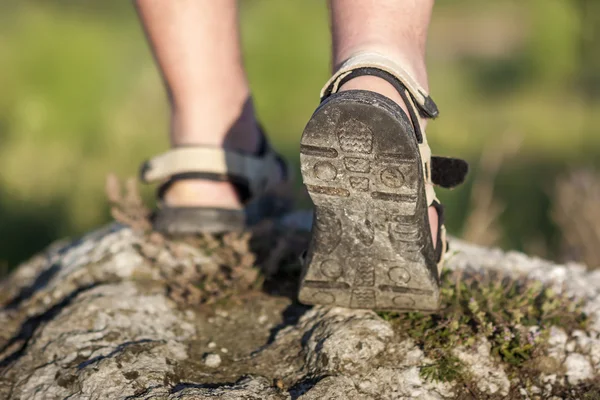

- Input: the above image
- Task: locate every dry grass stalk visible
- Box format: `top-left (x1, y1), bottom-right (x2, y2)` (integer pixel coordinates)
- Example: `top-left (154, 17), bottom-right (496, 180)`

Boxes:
top-left (552, 169), bottom-right (600, 269)
top-left (462, 133), bottom-right (522, 246)
top-left (105, 174), bottom-right (152, 232)
top-left (102, 174), bottom-right (307, 304)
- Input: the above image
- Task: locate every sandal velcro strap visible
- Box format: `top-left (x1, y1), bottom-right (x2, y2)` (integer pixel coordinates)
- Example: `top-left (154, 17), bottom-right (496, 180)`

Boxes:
top-left (320, 51), bottom-right (439, 119)
top-left (139, 146), bottom-right (282, 199)
top-left (431, 156), bottom-right (469, 189)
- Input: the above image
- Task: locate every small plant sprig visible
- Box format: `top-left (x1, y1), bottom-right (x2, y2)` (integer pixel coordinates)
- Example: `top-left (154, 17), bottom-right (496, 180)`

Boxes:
top-left (379, 270), bottom-right (588, 383)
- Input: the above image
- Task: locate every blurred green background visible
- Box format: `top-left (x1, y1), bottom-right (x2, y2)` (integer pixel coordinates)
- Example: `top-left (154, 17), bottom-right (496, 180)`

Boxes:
top-left (1, 0), bottom-right (599, 268)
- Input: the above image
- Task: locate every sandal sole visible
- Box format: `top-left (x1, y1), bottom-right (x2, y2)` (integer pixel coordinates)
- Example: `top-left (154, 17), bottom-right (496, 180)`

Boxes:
top-left (153, 193), bottom-right (293, 235)
top-left (298, 91), bottom-right (440, 312)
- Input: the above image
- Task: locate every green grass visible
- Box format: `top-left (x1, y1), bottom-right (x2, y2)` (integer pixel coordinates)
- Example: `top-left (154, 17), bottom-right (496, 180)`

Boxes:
top-left (0, 0), bottom-right (599, 266)
top-left (379, 270), bottom-right (588, 385)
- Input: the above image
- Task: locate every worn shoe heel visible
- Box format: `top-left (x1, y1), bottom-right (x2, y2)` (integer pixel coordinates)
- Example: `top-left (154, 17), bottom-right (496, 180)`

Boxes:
top-left (298, 52), bottom-right (468, 312)
top-left (298, 91), bottom-right (439, 311)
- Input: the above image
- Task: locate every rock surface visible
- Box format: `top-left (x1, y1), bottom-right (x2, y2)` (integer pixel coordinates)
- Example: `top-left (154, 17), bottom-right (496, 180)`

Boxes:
top-left (1, 211), bottom-right (600, 399)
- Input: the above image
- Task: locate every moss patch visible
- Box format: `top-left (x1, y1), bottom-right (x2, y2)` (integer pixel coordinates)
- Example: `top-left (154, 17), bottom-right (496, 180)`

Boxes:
top-left (379, 270), bottom-right (588, 386)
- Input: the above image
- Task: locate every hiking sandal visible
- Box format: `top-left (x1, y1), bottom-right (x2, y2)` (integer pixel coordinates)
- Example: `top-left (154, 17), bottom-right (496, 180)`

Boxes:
top-left (298, 52), bottom-right (468, 312)
top-left (139, 133), bottom-right (292, 234)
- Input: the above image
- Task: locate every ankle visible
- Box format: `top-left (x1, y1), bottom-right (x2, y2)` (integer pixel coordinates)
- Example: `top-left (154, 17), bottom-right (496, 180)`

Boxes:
top-left (170, 94), bottom-right (261, 154)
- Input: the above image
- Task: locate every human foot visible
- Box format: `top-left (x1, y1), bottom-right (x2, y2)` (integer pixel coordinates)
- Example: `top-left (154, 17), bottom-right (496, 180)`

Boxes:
top-left (162, 97), bottom-right (265, 210)
top-left (162, 129), bottom-right (261, 210)
top-left (140, 122), bottom-right (290, 234)
top-left (161, 135), bottom-right (285, 211)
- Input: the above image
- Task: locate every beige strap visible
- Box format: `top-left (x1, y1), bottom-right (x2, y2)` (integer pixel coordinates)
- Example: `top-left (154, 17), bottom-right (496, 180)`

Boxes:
top-left (320, 51), bottom-right (438, 118)
top-left (419, 142), bottom-right (436, 206)
top-left (140, 147), bottom-right (282, 198)
top-left (437, 224), bottom-right (448, 273)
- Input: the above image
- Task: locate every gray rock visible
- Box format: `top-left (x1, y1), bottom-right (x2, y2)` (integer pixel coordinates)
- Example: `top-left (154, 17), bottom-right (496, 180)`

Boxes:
top-left (564, 353), bottom-right (593, 384)
top-left (548, 326), bottom-right (569, 362)
top-left (300, 307), bottom-right (394, 374)
top-left (1, 212), bottom-right (600, 399)
top-left (170, 376), bottom-right (289, 400)
top-left (453, 340), bottom-right (510, 396)
top-left (296, 376), bottom-right (365, 400)
top-left (203, 353), bottom-right (222, 368)
top-left (573, 330), bottom-right (600, 370)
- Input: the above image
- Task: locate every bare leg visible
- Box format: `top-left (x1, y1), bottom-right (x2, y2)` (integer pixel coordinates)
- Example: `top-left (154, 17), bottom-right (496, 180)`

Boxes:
top-left (329, 0), bottom-right (439, 245)
top-left (135, 0), bottom-right (260, 208)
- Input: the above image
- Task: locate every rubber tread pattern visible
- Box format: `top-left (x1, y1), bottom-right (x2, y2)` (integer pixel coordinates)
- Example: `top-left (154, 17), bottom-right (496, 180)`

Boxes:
top-left (298, 90), bottom-right (440, 311)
